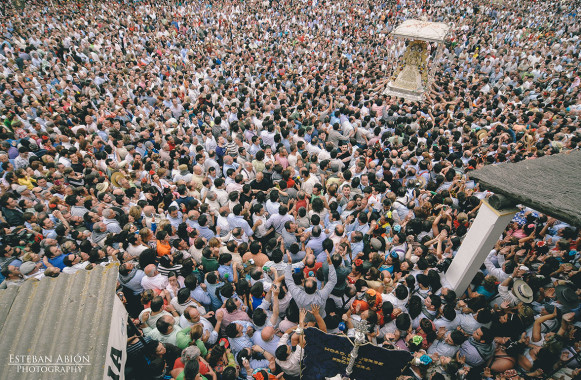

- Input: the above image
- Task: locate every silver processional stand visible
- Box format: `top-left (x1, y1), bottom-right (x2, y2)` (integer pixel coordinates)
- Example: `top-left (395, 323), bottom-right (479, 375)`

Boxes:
top-left (342, 319), bottom-right (368, 380)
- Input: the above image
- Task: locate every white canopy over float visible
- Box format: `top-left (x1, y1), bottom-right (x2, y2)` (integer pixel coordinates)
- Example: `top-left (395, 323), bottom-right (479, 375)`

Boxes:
top-left (392, 19), bottom-right (450, 43)
top-left (383, 19), bottom-right (450, 102)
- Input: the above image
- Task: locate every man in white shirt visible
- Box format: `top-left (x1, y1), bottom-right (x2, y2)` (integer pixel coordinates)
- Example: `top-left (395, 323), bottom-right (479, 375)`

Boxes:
top-left (427, 330), bottom-right (466, 358)
top-left (275, 314), bottom-right (306, 378)
top-left (382, 285), bottom-right (409, 313)
top-left (19, 261), bottom-right (45, 280)
top-left (179, 306), bottom-right (221, 345)
top-left (483, 249), bottom-right (512, 282)
top-left (301, 165), bottom-right (321, 195)
top-left (306, 137), bottom-right (322, 156)
top-left (141, 264), bottom-right (169, 291)
top-left (260, 125), bottom-right (276, 149)
top-left (213, 178), bottom-right (229, 207)
top-left (457, 307), bottom-right (491, 335)
top-left (146, 314), bottom-right (182, 346)
top-left (62, 254), bottom-right (90, 274)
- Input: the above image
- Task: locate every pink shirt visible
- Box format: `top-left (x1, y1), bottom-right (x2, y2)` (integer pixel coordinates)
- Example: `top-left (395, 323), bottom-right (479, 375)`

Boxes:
top-left (217, 307), bottom-right (252, 334)
top-left (275, 154), bottom-right (289, 169)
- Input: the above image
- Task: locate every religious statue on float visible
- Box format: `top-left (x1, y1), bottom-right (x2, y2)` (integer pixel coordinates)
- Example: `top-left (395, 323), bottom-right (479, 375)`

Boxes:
top-left (391, 40), bottom-right (429, 94)
top-left (384, 20), bottom-right (450, 102)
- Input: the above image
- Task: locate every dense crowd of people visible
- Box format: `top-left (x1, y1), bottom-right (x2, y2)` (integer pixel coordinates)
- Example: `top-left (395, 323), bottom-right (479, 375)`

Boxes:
top-left (0, 0), bottom-right (580, 379)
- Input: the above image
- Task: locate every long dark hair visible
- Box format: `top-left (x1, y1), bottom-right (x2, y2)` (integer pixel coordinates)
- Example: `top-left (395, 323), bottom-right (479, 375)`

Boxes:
top-left (207, 344), bottom-right (226, 368)
top-left (419, 318), bottom-right (437, 344)
top-left (176, 222), bottom-right (189, 241)
top-left (408, 295), bottom-right (423, 319)
top-left (427, 269), bottom-right (442, 293)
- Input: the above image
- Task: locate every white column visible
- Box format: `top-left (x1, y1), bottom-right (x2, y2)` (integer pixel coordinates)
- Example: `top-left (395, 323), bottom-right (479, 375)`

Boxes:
top-left (445, 200), bottom-right (518, 294)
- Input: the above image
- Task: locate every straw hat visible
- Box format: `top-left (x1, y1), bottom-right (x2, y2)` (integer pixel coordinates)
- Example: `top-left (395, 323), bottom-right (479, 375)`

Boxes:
top-left (416, 175), bottom-right (427, 189)
top-left (96, 182), bottom-right (109, 195)
top-left (476, 129), bottom-right (488, 140)
top-left (512, 279), bottom-right (533, 303)
top-left (111, 172), bottom-right (126, 188)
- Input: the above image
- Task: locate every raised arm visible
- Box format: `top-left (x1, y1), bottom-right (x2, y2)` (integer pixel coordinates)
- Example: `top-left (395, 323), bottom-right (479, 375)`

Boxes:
top-left (319, 253), bottom-right (337, 299)
top-left (270, 283), bottom-right (280, 327)
top-left (297, 308), bottom-right (307, 347)
top-left (532, 307), bottom-right (557, 343)
top-left (284, 263), bottom-right (300, 297)
top-left (232, 262), bottom-right (239, 283)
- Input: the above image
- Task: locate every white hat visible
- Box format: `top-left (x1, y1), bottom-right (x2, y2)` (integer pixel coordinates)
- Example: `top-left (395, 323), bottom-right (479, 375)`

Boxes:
top-left (20, 261), bottom-right (37, 276)
top-left (512, 280), bottom-right (533, 304)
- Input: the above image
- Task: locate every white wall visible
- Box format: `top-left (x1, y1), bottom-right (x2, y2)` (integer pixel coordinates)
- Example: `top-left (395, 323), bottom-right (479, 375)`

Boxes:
top-left (445, 201), bottom-right (517, 294)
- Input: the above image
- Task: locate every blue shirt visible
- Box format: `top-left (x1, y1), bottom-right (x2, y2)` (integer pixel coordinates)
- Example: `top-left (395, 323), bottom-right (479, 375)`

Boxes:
top-left (48, 254), bottom-right (67, 270)
top-left (380, 264), bottom-right (395, 274)
top-left (350, 241), bottom-right (364, 262)
top-left (196, 225), bottom-right (215, 240)
top-left (204, 279), bottom-right (224, 311)
top-left (191, 286), bottom-right (211, 308)
top-left (223, 162), bottom-right (239, 177)
top-left (307, 232), bottom-right (328, 256)
top-left (218, 264), bottom-right (235, 282)
top-left (227, 214), bottom-right (253, 237)
top-left (475, 285), bottom-right (495, 300)
top-left (347, 221), bottom-right (370, 235)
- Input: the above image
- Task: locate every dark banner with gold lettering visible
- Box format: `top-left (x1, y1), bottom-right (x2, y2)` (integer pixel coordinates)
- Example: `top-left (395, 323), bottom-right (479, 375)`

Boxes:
top-left (302, 327), bottom-right (412, 380)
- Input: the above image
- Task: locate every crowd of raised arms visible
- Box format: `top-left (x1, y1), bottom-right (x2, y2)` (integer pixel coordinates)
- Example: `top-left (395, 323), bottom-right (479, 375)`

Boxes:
top-left (0, 0), bottom-right (579, 379)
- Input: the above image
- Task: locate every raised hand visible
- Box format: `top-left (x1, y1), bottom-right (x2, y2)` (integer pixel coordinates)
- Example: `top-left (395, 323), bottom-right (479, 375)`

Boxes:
top-left (299, 308), bottom-right (308, 324)
top-left (311, 304), bottom-right (320, 316)
top-left (437, 326), bottom-right (446, 340)
top-left (272, 283), bottom-right (280, 296)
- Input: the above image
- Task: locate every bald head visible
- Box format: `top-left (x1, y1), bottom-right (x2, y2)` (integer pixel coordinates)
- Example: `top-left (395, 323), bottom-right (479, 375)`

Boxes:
top-left (144, 264), bottom-right (157, 277)
top-left (261, 326), bottom-right (275, 342)
top-left (186, 307), bottom-right (201, 323)
top-left (193, 165), bottom-right (202, 175)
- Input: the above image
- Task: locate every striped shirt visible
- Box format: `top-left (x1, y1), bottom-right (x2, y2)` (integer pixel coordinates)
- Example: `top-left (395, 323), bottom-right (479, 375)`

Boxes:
top-left (70, 205), bottom-right (89, 218)
top-left (228, 320), bottom-right (255, 355)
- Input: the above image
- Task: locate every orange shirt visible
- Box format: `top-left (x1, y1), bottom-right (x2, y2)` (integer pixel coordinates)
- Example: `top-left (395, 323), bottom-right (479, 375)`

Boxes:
top-left (156, 240), bottom-right (171, 257)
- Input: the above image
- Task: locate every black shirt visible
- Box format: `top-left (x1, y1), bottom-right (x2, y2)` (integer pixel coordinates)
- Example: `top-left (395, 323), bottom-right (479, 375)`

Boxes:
top-left (239, 192), bottom-right (253, 208)
top-left (251, 178), bottom-right (272, 192)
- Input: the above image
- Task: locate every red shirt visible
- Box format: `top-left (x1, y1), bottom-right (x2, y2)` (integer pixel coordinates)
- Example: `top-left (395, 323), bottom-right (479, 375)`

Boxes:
top-left (173, 358), bottom-right (209, 374)
top-left (142, 290), bottom-right (170, 310)
top-left (303, 263), bottom-right (322, 277)
top-left (295, 199), bottom-right (307, 212)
